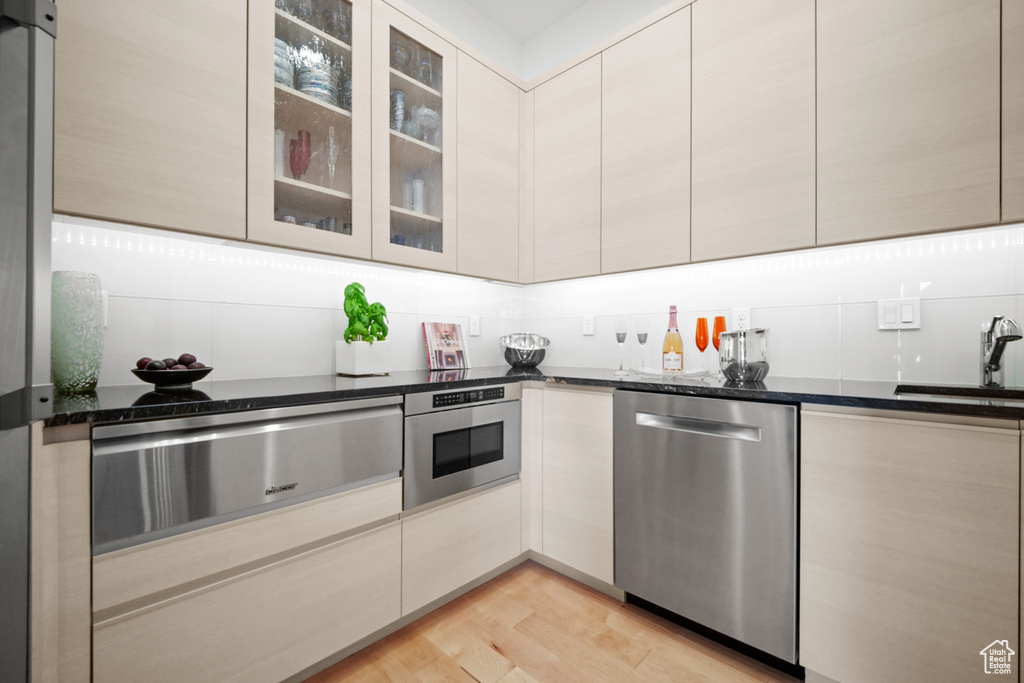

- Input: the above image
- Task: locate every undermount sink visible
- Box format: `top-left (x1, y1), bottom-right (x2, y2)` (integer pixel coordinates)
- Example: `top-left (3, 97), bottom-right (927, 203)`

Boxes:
top-left (895, 383), bottom-right (1024, 403)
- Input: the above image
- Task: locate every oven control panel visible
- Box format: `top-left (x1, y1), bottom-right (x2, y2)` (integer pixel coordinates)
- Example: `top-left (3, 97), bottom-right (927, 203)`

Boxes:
top-left (432, 386), bottom-right (504, 409)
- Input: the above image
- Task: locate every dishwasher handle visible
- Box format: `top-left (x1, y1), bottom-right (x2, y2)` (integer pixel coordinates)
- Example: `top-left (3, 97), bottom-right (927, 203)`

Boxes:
top-left (635, 411), bottom-right (762, 443)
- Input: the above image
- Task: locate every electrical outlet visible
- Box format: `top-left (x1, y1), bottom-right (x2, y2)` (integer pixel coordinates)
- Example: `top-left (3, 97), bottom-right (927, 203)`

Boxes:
top-left (469, 315), bottom-right (480, 336)
top-left (582, 315), bottom-right (595, 336)
top-left (732, 307), bottom-right (750, 331)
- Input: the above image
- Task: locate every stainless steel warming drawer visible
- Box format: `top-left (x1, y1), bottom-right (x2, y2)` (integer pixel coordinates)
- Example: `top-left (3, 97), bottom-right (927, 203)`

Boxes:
top-left (91, 396), bottom-right (403, 554)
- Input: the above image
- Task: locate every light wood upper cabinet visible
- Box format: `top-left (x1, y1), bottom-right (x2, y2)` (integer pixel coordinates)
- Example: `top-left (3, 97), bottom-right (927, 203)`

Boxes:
top-left (54, 0), bottom-right (246, 239)
top-left (456, 52), bottom-right (520, 282)
top-left (691, 0), bottom-right (814, 261)
top-left (1005, 0), bottom-right (1024, 222)
top-left (601, 8), bottom-right (690, 274)
top-left (801, 409), bottom-right (1019, 683)
top-left (533, 56), bottom-right (602, 282)
top-left (817, 0), bottom-right (1000, 245)
top-left (247, 0), bottom-right (372, 258)
top-left (371, 0), bottom-right (457, 272)
top-left (541, 385), bottom-right (614, 585)
top-left (519, 90), bottom-right (536, 284)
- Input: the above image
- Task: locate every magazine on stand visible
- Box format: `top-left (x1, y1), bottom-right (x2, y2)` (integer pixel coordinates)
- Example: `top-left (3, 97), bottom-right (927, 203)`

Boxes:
top-left (422, 322), bottom-right (472, 370)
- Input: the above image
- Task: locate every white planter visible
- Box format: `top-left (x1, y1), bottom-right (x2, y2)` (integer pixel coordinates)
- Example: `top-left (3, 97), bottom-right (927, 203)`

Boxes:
top-left (336, 340), bottom-right (392, 376)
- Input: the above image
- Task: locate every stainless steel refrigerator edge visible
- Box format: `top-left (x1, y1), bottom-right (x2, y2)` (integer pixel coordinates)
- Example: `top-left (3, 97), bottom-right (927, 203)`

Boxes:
top-left (613, 391), bottom-right (798, 664)
top-left (0, 1), bottom-right (56, 680)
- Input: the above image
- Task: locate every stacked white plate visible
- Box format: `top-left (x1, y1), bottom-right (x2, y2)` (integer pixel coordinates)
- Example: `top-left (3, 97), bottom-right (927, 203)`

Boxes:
top-left (297, 62), bottom-right (338, 105)
top-left (274, 38), bottom-right (293, 88)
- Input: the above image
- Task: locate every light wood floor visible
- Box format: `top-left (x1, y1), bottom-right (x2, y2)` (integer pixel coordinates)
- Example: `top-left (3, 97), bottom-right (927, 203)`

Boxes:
top-left (306, 561), bottom-right (800, 683)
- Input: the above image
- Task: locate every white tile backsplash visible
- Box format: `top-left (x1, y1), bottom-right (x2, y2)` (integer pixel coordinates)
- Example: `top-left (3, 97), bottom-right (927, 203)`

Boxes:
top-left (211, 303), bottom-right (334, 379)
top-left (54, 215), bottom-right (1024, 386)
top-left (840, 302), bottom-right (900, 381)
top-left (99, 297), bottom-right (214, 386)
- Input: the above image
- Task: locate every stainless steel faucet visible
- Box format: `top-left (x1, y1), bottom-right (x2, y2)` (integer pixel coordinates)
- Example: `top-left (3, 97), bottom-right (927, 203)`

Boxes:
top-left (981, 316), bottom-right (1022, 386)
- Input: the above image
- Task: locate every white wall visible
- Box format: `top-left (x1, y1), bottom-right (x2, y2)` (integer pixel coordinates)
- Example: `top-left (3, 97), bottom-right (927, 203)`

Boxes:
top-left (397, 0), bottom-right (523, 74)
top-left (399, 0), bottom-right (675, 81)
top-left (520, 0), bottom-right (674, 81)
top-left (52, 216), bottom-right (1024, 388)
top-left (51, 216), bottom-right (522, 386)
top-left (522, 223), bottom-right (1024, 386)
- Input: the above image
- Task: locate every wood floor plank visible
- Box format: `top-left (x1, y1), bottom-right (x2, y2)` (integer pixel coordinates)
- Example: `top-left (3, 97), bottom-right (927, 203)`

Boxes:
top-left (384, 627), bottom-right (445, 674)
top-left (421, 613), bottom-right (517, 683)
top-left (497, 569), bottom-right (650, 668)
top-left (451, 643), bottom-right (516, 683)
top-left (496, 666), bottom-right (542, 683)
top-left (413, 654), bottom-right (479, 683)
top-left (307, 561), bottom-right (795, 683)
top-left (513, 611), bottom-right (647, 682)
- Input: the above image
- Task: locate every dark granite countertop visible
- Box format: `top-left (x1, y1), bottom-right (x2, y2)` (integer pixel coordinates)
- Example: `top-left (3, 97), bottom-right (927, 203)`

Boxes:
top-left (46, 365), bottom-right (1024, 427)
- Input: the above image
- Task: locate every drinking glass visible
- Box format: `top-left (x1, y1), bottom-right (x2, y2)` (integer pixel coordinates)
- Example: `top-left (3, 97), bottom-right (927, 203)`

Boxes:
top-left (614, 316), bottom-right (628, 376)
top-left (695, 317), bottom-right (709, 373)
top-left (634, 315), bottom-right (649, 371)
top-left (712, 315), bottom-right (727, 377)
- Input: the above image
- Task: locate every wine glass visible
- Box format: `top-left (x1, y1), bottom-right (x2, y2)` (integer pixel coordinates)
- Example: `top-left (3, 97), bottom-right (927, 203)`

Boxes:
top-left (695, 317), bottom-right (709, 373)
top-left (712, 315), bottom-right (727, 377)
top-left (634, 315), bottom-right (649, 371)
top-left (614, 316), bottom-right (628, 376)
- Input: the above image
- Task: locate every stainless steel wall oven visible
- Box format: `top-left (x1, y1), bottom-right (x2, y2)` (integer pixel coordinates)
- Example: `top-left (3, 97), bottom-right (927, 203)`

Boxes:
top-left (403, 383), bottom-right (521, 510)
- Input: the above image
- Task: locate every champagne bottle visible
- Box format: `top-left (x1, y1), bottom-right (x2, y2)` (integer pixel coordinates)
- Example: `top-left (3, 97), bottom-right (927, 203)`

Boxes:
top-left (663, 305), bottom-right (683, 373)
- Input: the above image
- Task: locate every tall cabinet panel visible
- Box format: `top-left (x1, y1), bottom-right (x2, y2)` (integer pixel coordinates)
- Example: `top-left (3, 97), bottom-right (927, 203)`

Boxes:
top-left (1005, 0), bottom-right (1024, 222)
top-left (691, 0), bottom-right (814, 261)
top-left (456, 53), bottom-right (519, 282)
top-left (534, 57), bottom-right (602, 282)
top-left (371, 0), bottom-right (457, 272)
top-left (54, 0), bottom-right (246, 239)
top-left (801, 409), bottom-right (1019, 682)
top-left (247, 0), bottom-right (371, 258)
top-left (519, 90), bottom-right (536, 284)
top-left (601, 8), bottom-right (690, 274)
top-left (542, 387), bottom-right (614, 585)
top-left (817, 0), bottom-right (1000, 244)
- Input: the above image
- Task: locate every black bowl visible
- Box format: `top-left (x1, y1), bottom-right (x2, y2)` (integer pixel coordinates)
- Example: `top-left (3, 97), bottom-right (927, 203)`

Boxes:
top-left (131, 366), bottom-right (213, 390)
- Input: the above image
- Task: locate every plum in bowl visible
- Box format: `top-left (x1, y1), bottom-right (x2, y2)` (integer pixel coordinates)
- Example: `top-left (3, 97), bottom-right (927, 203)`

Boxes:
top-left (131, 366), bottom-right (213, 389)
top-left (132, 354), bottom-right (212, 390)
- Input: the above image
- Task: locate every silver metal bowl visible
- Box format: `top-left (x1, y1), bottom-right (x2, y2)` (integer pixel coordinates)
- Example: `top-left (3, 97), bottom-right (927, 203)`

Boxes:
top-left (499, 333), bottom-right (550, 368)
top-left (719, 328), bottom-right (770, 382)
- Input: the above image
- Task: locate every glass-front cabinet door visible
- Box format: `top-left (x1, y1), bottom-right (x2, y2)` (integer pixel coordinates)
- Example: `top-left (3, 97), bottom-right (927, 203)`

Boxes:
top-left (371, 0), bottom-right (457, 271)
top-left (247, 0), bottom-right (371, 258)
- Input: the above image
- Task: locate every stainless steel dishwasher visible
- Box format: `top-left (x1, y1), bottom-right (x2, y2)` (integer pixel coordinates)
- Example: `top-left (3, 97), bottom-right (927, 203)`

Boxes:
top-left (91, 396), bottom-right (403, 554)
top-left (613, 390), bottom-right (798, 664)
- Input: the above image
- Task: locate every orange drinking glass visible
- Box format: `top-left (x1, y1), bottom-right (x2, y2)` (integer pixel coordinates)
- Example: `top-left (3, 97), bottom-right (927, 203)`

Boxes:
top-left (712, 316), bottom-right (727, 351)
top-left (695, 317), bottom-right (709, 353)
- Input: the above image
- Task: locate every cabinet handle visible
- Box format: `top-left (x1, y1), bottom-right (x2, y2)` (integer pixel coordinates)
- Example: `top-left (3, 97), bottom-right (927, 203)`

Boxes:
top-left (635, 412), bottom-right (761, 443)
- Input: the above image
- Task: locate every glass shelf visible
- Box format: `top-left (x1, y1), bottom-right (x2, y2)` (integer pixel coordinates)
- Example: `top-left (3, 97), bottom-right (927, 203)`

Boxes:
top-left (388, 27), bottom-right (443, 253)
top-left (273, 0), bottom-right (354, 235)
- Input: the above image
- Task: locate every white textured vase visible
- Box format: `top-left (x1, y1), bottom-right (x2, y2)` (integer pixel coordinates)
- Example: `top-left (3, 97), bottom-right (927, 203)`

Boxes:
top-left (51, 271), bottom-right (104, 394)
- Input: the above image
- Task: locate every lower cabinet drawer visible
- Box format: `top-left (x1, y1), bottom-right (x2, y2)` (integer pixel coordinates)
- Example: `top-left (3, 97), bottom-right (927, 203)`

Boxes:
top-left (402, 481), bottom-right (521, 616)
top-left (93, 521), bottom-right (401, 683)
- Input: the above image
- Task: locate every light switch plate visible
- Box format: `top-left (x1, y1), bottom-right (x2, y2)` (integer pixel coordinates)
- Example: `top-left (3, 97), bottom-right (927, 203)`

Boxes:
top-left (582, 315), bottom-right (595, 336)
top-left (877, 298), bottom-right (921, 330)
top-left (469, 315), bottom-right (480, 336)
